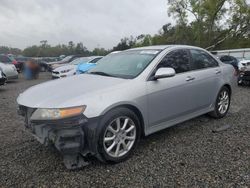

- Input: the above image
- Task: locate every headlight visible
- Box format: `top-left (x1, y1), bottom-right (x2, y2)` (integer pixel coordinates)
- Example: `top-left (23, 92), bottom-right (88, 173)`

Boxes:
top-left (31, 106), bottom-right (86, 120)
top-left (61, 69), bottom-right (73, 73)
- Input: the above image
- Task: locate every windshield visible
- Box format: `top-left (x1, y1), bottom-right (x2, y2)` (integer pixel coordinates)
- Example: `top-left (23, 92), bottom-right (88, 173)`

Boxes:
top-left (88, 50), bottom-right (160, 79)
top-left (61, 55), bottom-right (73, 62)
top-left (69, 57), bottom-right (91, 65)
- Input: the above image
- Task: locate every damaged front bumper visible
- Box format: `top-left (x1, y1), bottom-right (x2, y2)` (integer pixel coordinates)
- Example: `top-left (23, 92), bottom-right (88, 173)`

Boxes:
top-left (238, 71), bottom-right (250, 84)
top-left (18, 106), bottom-right (102, 169)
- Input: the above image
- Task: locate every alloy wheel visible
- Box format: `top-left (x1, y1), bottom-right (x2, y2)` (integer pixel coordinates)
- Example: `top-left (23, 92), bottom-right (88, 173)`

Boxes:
top-left (103, 116), bottom-right (136, 158)
top-left (218, 90), bottom-right (229, 115)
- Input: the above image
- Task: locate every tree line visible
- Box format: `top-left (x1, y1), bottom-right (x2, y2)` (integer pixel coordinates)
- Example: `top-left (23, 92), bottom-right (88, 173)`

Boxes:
top-left (113, 0), bottom-right (250, 51)
top-left (0, 0), bottom-right (249, 57)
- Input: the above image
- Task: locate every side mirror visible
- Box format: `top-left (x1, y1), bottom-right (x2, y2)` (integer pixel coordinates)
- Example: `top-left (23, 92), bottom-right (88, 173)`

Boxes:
top-left (154, 67), bottom-right (176, 80)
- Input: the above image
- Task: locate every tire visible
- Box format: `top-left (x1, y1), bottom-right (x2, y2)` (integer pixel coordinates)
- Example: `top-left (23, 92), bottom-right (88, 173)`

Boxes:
top-left (209, 86), bottom-right (231, 119)
top-left (97, 107), bottom-right (141, 163)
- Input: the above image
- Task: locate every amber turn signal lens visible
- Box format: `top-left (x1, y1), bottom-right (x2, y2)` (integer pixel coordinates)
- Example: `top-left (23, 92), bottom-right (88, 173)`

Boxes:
top-left (59, 106), bottom-right (86, 118)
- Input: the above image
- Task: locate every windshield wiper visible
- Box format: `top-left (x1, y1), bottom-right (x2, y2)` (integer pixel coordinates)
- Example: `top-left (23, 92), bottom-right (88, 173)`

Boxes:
top-left (89, 71), bottom-right (114, 77)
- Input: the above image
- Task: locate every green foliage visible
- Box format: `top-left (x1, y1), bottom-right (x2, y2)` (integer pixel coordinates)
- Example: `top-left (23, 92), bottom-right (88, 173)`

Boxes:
top-left (92, 48), bottom-right (109, 56)
top-left (0, 46), bottom-right (22, 55)
top-left (1, 0), bottom-right (250, 56)
top-left (113, 36), bottom-right (136, 51)
top-left (166, 0), bottom-right (250, 49)
top-left (111, 0), bottom-right (249, 51)
top-left (22, 42), bottom-right (92, 57)
top-left (115, 0), bottom-right (250, 51)
top-left (21, 41), bottom-right (110, 57)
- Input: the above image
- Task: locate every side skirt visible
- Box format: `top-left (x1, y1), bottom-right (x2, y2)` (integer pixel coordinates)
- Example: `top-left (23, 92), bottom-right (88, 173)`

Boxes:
top-left (145, 107), bottom-right (214, 136)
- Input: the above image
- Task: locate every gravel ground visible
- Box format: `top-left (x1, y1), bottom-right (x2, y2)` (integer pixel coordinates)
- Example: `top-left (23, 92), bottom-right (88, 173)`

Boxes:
top-left (0, 73), bottom-right (249, 187)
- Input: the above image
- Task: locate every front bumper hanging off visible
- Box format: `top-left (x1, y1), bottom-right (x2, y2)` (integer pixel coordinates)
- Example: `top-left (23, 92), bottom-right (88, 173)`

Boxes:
top-left (238, 71), bottom-right (250, 84)
top-left (18, 106), bottom-right (102, 169)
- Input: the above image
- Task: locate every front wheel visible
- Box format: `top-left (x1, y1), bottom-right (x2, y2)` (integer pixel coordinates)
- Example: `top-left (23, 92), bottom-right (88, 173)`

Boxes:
top-left (209, 86), bottom-right (231, 119)
top-left (98, 108), bottom-right (141, 163)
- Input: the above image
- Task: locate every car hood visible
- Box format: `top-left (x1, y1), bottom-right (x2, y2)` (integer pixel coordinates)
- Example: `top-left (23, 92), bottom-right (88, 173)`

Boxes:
top-left (17, 74), bottom-right (127, 108)
top-left (54, 64), bottom-right (76, 72)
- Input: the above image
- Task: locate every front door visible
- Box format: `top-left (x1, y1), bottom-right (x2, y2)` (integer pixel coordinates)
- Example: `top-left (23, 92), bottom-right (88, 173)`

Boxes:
top-left (147, 49), bottom-right (197, 127)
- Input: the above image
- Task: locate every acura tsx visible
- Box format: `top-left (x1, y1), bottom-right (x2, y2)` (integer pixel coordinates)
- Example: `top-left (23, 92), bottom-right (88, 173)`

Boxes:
top-left (17, 45), bottom-right (236, 169)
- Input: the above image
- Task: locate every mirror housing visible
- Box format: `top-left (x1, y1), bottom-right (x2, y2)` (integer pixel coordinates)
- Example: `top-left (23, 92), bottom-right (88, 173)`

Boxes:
top-left (154, 67), bottom-right (176, 80)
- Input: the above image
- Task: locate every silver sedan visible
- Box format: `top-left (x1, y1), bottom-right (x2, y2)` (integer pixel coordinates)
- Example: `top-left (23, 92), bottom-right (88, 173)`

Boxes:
top-left (17, 45), bottom-right (236, 169)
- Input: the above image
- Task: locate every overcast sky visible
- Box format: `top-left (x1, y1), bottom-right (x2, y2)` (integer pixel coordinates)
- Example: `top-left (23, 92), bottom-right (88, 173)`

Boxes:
top-left (0, 0), bottom-right (172, 50)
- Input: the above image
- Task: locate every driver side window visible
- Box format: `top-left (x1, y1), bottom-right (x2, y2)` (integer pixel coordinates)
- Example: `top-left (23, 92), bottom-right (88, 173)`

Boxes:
top-left (158, 49), bottom-right (191, 74)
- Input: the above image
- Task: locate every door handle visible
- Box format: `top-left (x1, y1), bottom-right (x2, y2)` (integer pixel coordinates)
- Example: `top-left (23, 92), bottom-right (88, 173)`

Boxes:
top-left (186, 76), bottom-right (195, 81)
top-left (215, 70), bottom-right (221, 74)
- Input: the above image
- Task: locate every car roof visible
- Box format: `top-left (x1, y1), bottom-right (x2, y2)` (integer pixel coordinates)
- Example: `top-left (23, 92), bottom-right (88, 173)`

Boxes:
top-left (126, 45), bottom-right (205, 51)
top-left (127, 45), bottom-right (172, 51)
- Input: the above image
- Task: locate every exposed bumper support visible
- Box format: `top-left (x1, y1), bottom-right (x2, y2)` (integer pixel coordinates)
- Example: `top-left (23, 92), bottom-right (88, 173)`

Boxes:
top-left (18, 106), bottom-right (102, 169)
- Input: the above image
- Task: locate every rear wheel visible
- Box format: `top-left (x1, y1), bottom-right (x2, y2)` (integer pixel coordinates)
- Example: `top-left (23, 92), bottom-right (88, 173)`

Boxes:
top-left (209, 86), bottom-right (230, 118)
top-left (98, 108), bottom-right (141, 163)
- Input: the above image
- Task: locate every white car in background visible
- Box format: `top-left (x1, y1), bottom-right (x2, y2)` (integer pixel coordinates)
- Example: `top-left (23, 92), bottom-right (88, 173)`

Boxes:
top-left (238, 59), bottom-right (250, 70)
top-left (238, 59), bottom-right (250, 85)
top-left (52, 56), bottom-right (102, 79)
top-left (0, 62), bottom-right (18, 81)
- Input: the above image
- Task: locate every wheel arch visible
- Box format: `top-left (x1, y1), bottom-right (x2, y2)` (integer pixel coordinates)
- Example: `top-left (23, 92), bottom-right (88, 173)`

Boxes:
top-left (223, 84), bottom-right (232, 95)
top-left (100, 103), bottom-right (146, 136)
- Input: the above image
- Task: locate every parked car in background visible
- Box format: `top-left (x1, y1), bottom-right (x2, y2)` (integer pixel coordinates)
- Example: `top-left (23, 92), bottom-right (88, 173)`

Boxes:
top-left (0, 54), bottom-right (18, 68)
top-left (37, 60), bottom-right (48, 72)
top-left (15, 56), bottom-right (30, 72)
top-left (33, 58), bottom-right (49, 72)
top-left (238, 59), bottom-right (250, 85)
top-left (75, 56), bottom-right (103, 74)
top-left (52, 56), bottom-right (102, 79)
top-left (75, 52), bottom-right (121, 74)
top-left (212, 48), bottom-right (250, 61)
top-left (47, 55), bottom-right (85, 71)
top-left (0, 69), bottom-right (7, 86)
top-left (17, 45), bottom-right (236, 169)
top-left (218, 55), bottom-right (239, 70)
top-left (0, 62), bottom-right (18, 81)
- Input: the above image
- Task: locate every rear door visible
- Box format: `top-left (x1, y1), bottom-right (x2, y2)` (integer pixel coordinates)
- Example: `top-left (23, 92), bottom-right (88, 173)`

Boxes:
top-left (188, 49), bottom-right (222, 110)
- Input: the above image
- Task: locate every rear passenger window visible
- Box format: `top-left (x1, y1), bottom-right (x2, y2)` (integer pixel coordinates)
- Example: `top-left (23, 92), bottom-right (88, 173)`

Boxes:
top-left (190, 49), bottom-right (218, 69)
top-left (158, 49), bottom-right (191, 74)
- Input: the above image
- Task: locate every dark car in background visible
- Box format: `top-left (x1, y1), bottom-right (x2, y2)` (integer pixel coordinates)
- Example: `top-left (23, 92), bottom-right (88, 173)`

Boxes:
top-left (0, 69), bottom-right (6, 86)
top-left (15, 56), bottom-right (31, 72)
top-left (219, 55), bottom-right (239, 70)
top-left (0, 54), bottom-right (17, 65)
top-left (33, 58), bottom-right (50, 72)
